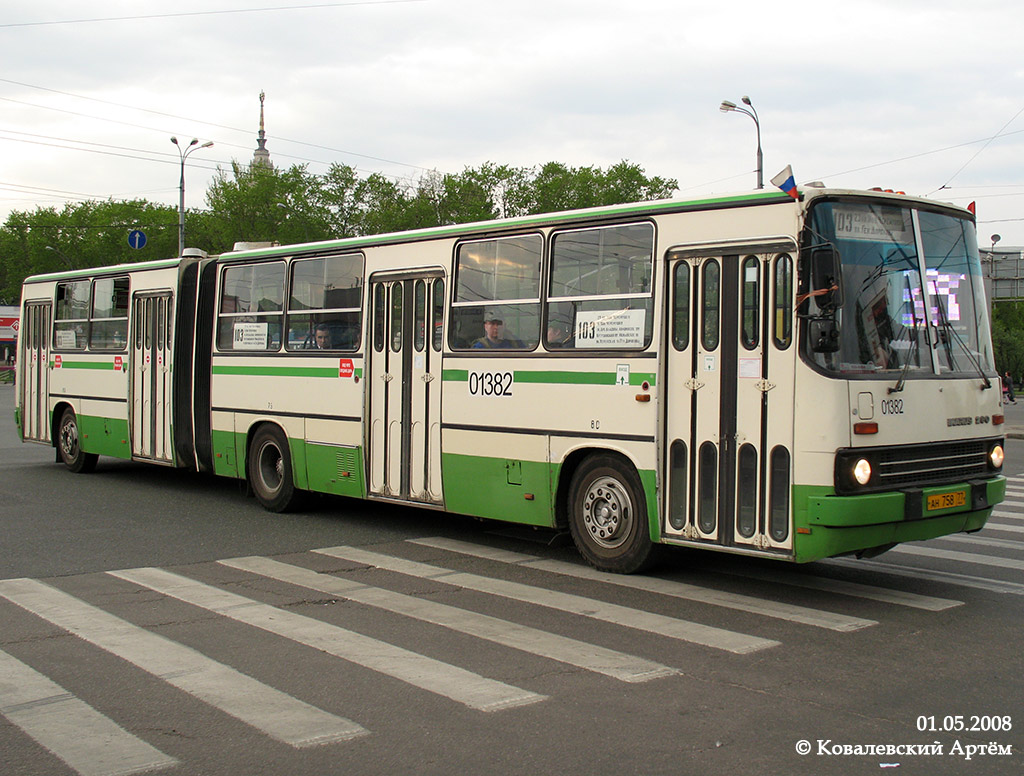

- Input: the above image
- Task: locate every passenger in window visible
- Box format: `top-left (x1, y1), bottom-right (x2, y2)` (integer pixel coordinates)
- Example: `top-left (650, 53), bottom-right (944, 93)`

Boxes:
top-left (473, 312), bottom-right (522, 349)
top-left (546, 320), bottom-right (572, 348)
top-left (312, 323), bottom-right (332, 350)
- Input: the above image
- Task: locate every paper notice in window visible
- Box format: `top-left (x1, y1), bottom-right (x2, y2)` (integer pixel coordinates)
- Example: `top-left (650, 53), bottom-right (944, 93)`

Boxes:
top-left (575, 309), bottom-right (646, 349)
top-left (233, 321), bottom-right (269, 350)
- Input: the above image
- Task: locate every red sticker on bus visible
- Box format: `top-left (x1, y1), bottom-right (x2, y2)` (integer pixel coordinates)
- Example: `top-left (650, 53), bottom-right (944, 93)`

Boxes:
top-left (54, 355), bottom-right (62, 368)
top-left (339, 358), bottom-right (354, 378)
top-left (114, 356), bottom-right (123, 371)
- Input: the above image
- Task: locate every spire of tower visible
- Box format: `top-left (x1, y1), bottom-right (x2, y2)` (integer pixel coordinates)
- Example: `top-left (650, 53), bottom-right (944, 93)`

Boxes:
top-left (253, 90), bottom-right (272, 168)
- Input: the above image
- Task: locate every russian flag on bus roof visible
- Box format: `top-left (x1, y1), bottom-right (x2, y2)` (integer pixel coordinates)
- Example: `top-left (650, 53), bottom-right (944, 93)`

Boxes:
top-left (771, 165), bottom-right (799, 199)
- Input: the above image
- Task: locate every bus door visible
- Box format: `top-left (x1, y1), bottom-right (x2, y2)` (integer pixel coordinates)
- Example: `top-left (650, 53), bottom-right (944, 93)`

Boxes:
top-left (20, 302), bottom-right (51, 443)
top-left (131, 293), bottom-right (174, 462)
top-left (663, 246), bottom-right (796, 554)
top-left (367, 272), bottom-right (445, 504)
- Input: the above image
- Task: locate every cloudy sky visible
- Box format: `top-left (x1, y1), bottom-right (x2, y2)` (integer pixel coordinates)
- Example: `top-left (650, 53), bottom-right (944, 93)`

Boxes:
top-left (2, 0), bottom-right (1023, 247)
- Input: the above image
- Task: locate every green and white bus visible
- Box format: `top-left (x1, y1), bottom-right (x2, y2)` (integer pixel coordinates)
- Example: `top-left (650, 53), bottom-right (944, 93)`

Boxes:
top-left (15, 186), bottom-right (1006, 572)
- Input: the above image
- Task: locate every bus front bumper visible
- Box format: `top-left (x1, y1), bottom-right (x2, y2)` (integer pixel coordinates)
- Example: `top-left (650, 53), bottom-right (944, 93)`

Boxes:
top-left (793, 476), bottom-right (1006, 563)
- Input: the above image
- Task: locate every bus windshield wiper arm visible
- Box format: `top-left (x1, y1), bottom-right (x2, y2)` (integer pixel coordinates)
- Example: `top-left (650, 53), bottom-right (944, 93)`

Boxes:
top-left (888, 325), bottom-right (918, 394)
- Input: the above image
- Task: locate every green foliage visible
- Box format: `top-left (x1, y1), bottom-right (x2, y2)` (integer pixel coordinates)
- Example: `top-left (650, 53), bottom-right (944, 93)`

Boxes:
top-left (1, 158), bottom-right (678, 300)
top-left (992, 300), bottom-right (1024, 382)
top-left (0, 199), bottom-right (177, 302)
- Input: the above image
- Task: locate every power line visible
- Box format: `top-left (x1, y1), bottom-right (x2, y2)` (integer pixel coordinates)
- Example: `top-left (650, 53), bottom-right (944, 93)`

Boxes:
top-left (0, 85), bottom-right (437, 174)
top-left (0, 1), bottom-right (426, 29)
top-left (930, 104), bottom-right (1024, 194)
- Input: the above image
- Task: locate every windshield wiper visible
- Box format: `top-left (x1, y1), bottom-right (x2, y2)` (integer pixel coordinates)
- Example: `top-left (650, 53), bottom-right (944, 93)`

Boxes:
top-left (889, 274), bottom-right (922, 394)
top-left (888, 322), bottom-right (919, 394)
top-left (932, 309), bottom-right (993, 389)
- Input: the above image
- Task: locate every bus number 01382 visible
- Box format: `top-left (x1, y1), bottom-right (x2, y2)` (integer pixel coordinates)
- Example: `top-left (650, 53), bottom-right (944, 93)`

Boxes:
top-left (468, 371), bottom-right (514, 397)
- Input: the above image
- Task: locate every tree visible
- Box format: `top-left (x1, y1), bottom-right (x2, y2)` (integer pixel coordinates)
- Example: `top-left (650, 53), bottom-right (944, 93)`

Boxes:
top-left (992, 300), bottom-right (1024, 382)
top-left (0, 200), bottom-right (177, 301)
top-left (0, 157), bottom-right (678, 298)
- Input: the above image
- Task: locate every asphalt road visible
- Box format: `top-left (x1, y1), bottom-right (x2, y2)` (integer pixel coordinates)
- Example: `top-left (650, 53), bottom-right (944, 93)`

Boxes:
top-left (1, 385), bottom-right (1021, 776)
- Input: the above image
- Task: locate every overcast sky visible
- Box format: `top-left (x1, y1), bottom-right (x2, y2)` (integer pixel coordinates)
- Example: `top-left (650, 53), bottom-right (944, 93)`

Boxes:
top-left (2, 0), bottom-right (1023, 248)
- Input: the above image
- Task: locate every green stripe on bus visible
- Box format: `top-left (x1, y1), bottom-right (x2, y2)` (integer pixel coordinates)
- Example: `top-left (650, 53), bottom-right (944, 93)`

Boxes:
top-left (212, 365), bottom-right (363, 378)
top-left (53, 360), bottom-right (119, 370)
top-left (442, 369), bottom-right (656, 387)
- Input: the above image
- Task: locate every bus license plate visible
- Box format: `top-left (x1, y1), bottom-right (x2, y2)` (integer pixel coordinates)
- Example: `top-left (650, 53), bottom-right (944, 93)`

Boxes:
top-left (927, 490), bottom-right (966, 511)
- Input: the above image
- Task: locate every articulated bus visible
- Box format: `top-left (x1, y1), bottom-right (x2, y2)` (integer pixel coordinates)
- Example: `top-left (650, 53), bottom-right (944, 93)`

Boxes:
top-left (15, 186), bottom-right (1006, 572)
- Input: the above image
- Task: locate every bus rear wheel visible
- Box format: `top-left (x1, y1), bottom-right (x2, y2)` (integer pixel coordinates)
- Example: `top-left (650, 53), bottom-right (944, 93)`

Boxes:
top-left (567, 455), bottom-right (656, 574)
top-left (248, 426), bottom-right (301, 512)
top-left (57, 407), bottom-right (98, 473)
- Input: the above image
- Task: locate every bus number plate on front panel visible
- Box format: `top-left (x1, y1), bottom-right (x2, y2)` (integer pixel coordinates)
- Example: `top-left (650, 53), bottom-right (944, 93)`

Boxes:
top-left (927, 490), bottom-right (966, 511)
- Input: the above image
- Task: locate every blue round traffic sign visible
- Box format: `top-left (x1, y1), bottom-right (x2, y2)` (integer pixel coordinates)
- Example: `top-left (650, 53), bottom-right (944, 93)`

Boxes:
top-left (128, 230), bottom-right (147, 250)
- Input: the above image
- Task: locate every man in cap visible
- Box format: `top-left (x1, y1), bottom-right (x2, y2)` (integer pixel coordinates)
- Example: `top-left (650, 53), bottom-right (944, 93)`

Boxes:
top-left (472, 310), bottom-right (522, 349)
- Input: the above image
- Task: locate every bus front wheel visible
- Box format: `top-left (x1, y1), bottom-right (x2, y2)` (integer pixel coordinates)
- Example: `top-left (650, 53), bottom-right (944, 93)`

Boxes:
top-left (248, 426), bottom-right (300, 512)
top-left (567, 455), bottom-right (656, 574)
top-left (57, 407), bottom-right (98, 473)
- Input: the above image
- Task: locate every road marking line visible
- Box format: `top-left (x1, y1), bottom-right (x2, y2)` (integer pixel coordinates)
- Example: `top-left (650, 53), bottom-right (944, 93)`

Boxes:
top-left (313, 546), bottom-right (779, 654)
top-left (0, 578), bottom-right (367, 747)
top-left (410, 537), bottom-right (877, 631)
top-left (220, 556), bottom-right (675, 683)
top-left (827, 558), bottom-right (1024, 595)
top-left (985, 522), bottom-right (1024, 534)
top-left (0, 647), bottom-right (178, 776)
top-left (110, 567), bottom-right (543, 712)
top-left (887, 544), bottom-right (1024, 571)
top-left (686, 563), bottom-right (962, 611)
top-left (941, 534), bottom-right (1024, 551)
top-left (991, 510), bottom-right (1024, 520)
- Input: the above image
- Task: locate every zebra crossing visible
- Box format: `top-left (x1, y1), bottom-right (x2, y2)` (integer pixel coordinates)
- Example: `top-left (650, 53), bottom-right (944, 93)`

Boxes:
top-left (2, 492), bottom-right (1022, 776)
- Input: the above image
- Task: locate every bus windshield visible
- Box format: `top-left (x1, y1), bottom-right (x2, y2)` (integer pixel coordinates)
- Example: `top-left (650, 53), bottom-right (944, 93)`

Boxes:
top-left (805, 200), bottom-right (994, 378)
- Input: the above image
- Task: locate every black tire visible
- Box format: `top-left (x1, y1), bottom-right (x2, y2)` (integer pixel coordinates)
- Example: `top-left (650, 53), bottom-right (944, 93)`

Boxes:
top-left (567, 455), bottom-right (657, 574)
top-left (57, 407), bottom-right (98, 474)
top-left (248, 425), bottom-right (301, 512)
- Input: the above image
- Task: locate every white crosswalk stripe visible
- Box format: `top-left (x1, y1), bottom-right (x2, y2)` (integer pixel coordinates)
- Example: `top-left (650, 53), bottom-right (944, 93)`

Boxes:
top-left (410, 537), bottom-right (879, 630)
top-left (888, 544), bottom-right (1024, 571)
top-left (313, 545), bottom-right (780, 654)
top-left (2, 527), bottom-right (1020, 776)
top-left (984, 522), bottom-right (1024, 534)
top-left (0, 647), bottom-right (179, 776)
top-left (219, 555), bottom-right (676, 683)
top-left (0, 577), bottom-right (368, 749)
top-left (110, 566), bottom-right (545, 713)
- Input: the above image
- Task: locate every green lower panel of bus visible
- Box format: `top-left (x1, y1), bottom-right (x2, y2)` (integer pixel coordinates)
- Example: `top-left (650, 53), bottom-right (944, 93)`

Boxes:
top-left (440, 453), bottom-right (660, 537)
top-left (79, 414), bottom-right (131, 459)
top-left (442, 453), bottom-right (557, 527)
top-left (210, 428), bottom-right (364, 499)
top-left (792, 477), bottom-right (1005, 563)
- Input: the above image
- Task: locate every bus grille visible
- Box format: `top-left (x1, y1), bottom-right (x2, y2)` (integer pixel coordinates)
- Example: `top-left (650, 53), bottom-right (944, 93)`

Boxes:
top-left (877, 440), bottom-right (991, 488)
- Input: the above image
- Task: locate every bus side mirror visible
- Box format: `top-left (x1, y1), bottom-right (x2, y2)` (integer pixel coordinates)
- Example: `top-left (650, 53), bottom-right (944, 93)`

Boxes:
top-left (810, 246), bottom-right (843, 312)
top-left (809, 318), bottom-right (840, 353)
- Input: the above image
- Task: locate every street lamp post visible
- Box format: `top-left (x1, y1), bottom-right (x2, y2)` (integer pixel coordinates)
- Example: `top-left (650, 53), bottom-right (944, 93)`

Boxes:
top-left (719, 95), bottom-right (763, 189)
top-left (171, 136), bottom-right (213, 256)
top-left (45, 245), bottom-right (74, 270)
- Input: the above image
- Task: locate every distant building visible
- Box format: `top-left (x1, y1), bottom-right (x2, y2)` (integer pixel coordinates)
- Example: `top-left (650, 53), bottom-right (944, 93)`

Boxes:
top-left (985, 246), bottom-right (1024, 301)
top-left (252, 91), bottom-right (272, 169)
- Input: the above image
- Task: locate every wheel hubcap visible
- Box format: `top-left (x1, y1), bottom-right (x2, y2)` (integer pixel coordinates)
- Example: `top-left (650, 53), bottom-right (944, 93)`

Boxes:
top-left (258, 444), bottom-right (283, 493)
top-left (60, 420), bottom-right (78, 457)
top-left (581, 476), bottom-right (633, 549)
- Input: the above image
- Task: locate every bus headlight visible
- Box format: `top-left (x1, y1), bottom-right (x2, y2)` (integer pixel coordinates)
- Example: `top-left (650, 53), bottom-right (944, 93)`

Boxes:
top-left (989, 444), bottom-right (1004, 470)
top-left (853, 458), bottom-right (872, 485)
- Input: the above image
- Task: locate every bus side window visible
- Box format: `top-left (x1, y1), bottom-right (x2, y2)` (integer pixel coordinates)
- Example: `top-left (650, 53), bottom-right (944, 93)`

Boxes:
top-left (672, 262), bottom-right (690, 350)
top-left (54, 280), bottom-right (90, 351)
top-left (547, 222), bottom-right (655, 351)
top-left (773, 254), bottom-right (793, 349)
top-left (286, 253), bottom-right (364, 352)
top-left (450, 235), bottom-right (541, 351)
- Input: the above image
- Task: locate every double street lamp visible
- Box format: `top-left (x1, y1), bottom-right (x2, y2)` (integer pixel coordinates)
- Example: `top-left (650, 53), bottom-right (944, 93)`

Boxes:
top-left (720, 95), bottom-right (763, 189)
top-left (171, 136), bottom-right (213, 256)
